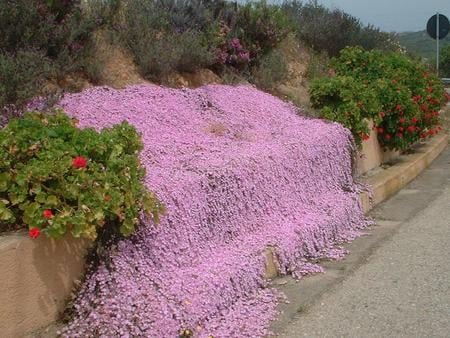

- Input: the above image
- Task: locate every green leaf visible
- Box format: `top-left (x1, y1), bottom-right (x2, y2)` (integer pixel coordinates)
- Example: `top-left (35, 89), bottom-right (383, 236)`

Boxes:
top-left (0, 172), bottom-right (11, 192)
top-left (0, 201), bottom-right (14, 221)
top-left (35, 193), bottom-right (47, 203)
top-left (46, 195), bottom-right (59, 206)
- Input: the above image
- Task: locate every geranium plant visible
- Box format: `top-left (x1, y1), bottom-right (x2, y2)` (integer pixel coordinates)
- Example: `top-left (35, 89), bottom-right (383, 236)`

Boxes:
top-left (309, 75), bottom-right (382, 145)
top-left (0, 110), bottom-right (164, 239)
top-left (310, 46), bottom-right (447, 150)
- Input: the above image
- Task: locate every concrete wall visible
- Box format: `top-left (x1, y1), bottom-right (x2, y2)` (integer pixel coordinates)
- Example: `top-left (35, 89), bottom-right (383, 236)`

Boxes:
top-left (0, 232), bottom-right (90, 337)
top-left (357, 120), bottom-right (400, 175)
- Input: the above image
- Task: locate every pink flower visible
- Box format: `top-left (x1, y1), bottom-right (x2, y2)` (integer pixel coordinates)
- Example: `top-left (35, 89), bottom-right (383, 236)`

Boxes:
top-left (238, 52), bottom-right (250, 63)
top-left (229, 38), bottom-right (242, 51)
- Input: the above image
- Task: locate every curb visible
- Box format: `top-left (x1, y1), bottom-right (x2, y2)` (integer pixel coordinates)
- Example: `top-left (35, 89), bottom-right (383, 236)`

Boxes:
top-left (360, 133), bottom-right (449, 213)
top-left (265, 133), bottom-right (449, 279)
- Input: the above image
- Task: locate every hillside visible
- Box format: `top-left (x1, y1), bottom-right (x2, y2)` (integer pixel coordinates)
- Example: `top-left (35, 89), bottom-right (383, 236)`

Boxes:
top-left (398, 30), bottom-right (450, 60)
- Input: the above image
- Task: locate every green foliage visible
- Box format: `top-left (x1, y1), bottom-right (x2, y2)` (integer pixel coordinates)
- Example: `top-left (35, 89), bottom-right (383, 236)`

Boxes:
top-left (99, 0), bottom-right (290, 79)
top-left (0, 0), bottom-right (97, 108)
top-left (117, 0), bottom-right (214, 79)
top-left (0, 111), bottom-right (164, 239)
top-left (0, 51), bottom-right (51, 108)
top-left (310, 47), bottom-right (446, 149)
top-left (440, 45), bottom-right (450, 77)
top-left (233, 1), bottom-right (293, 61)
top-left (310, 76), bottom-right (382, 143)
top-left (250, 49), bottom-right (288, 90)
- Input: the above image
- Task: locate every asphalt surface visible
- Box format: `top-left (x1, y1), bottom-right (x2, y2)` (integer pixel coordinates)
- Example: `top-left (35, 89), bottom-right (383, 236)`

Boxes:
top-left (277, 146), bottom-right (450, 337)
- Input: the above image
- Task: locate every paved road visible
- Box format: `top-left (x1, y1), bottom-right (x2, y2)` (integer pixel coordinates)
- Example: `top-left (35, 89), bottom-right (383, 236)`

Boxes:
top-left (279, 147), bottom-right (450, 338)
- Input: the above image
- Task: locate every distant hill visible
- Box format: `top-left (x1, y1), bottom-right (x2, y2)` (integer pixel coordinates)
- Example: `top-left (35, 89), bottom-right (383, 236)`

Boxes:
top-left (398, 30), bottom-right (450, 61)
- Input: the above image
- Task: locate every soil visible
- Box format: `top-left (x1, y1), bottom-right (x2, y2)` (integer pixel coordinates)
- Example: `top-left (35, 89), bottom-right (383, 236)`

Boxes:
top-left (272, 34), bottom-right (313, 109)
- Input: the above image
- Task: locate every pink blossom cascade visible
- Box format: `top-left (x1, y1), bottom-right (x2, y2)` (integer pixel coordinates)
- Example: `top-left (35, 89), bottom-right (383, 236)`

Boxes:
top-left (59, 84), bottom-right (371, 337)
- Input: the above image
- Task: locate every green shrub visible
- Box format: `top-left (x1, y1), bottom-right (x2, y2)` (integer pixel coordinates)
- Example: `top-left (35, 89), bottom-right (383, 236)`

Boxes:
top-left (0, 51), bottom-right (51, 108)
top-left (310, 75), bottom-right (382, 144)
top-left (0, 111), bottom-right (164, 239)
top-left (250, 49), bottom-right (288, 90)
top-left (233, 1), bottom-right (292, 62)
top-left (282, 1), bottom-right (398, 57)
top-left (0, 0), bottom-right (97, 108)
top-left (310, 47), bottom-right (446, 149)
top-left (174, 31), bottom-right (215, 73)
top-left (112, 0), bottom-right (290, 77)
top-left (118, 1), bottom-right (214, 79)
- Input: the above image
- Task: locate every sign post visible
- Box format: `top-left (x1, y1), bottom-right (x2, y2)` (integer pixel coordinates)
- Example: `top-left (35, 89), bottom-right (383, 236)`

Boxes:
top-left (436, 13), bottom-right (439, 75)
top-left (426, 13), bottom-right (450, 77)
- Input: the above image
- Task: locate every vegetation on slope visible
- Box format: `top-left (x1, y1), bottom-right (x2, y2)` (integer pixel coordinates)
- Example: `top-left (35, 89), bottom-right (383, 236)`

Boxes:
top-left (0, 0), bottom-right (401, 120)
top-left (398, 30), bottom-right (450, 61)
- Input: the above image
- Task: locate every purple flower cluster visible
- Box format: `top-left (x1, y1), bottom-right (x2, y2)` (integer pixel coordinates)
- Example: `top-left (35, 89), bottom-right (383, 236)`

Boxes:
top-left (217, 38), bottom-right (251, 68)
top-left (58, 84), bottom-right (371, 337)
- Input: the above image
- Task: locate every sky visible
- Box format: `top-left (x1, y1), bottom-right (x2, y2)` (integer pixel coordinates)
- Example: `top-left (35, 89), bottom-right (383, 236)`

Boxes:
top-left (316, 0), bottom-right (450, 32)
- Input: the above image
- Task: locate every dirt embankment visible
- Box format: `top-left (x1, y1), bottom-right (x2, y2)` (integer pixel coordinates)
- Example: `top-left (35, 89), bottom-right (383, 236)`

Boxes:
top-left (43, 32), bottom-right (318, 108)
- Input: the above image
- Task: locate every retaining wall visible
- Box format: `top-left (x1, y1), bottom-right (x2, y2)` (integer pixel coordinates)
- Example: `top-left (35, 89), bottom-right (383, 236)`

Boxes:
top-left (0, 233), bottom-right (89, 337)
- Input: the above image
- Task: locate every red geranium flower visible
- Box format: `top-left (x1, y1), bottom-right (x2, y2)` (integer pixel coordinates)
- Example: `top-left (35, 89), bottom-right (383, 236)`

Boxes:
top-left (420, 132), bottom-right (427, 138)
top-left (29, 228), bottom-right (41, 239)
top-left (426, 87), bottom-right (433, 93)
top-left (412, 95), bottom-right (422, 103)
top-left (361, 134), bottom-right (370, 141)
top-left (73, 156), bottom-right (87, 169)
top-left (379, 111), bottom-right (385, 118)
top-left (398, 126), bottom-right (404, 132)
top-left (43, 209), bottom-right (53, 218)
top-left (385, 134), bottom-right (392, 140)
top-left (420, 103), bottom-right (429, 112)
top-left (397, 133), bottom-right (403, 139)
top-left (399, 117), bottom-right (405, 124)
top-left (407, 125), bottom-right (415, 132)
top-left (411, 117), bottom-right (419, 124)
top-left (395, 104), bottom-right (402, 111)
top-left (378, 127), bottom-right (384, 134)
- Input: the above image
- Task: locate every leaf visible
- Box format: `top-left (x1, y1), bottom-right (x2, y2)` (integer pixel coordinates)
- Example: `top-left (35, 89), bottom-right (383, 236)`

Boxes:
top-left (0, 208), bottom-right (14, 221)
top-left (35, 193), bottom-right (47, 203)
top-left (46, 195), bottom-right (59, 206)
top-left (0, 201), bottom-right (14, 221)
top-left (0, 172), bottom-right (11, 192)
top-left (23, 202), bottom-right (40, 223)
top-left (120, 218), bottom-right (135, 236)
top-left (93, 209), bottom-right (104, 221)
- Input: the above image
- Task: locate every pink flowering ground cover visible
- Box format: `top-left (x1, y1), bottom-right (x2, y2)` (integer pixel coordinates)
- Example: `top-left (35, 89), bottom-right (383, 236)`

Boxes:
top-left (58, 84), bottom-right (371, 337)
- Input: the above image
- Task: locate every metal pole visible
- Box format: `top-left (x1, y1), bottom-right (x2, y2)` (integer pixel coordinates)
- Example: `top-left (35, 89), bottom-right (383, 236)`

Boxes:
top-left (437, 12), bottom-right (440, 76)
